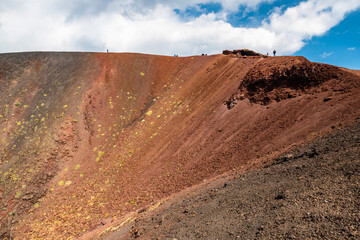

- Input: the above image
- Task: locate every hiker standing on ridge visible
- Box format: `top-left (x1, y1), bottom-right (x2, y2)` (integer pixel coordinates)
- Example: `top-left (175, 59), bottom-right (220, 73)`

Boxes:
top-left (273, 50), bottom-right (276, 56)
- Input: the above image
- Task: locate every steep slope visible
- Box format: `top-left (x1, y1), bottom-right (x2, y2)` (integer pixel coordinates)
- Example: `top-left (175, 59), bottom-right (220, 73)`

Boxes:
top-left (0, 52), bottom-right (359, 239)
top-left (104, 121), bottom-right (360, 240)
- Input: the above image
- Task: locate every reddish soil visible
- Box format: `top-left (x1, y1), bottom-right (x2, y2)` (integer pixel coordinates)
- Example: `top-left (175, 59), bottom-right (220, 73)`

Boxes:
top-left (226, 56), bottom-right (358, 107)
top-left (102, 121), bottom-right (360, 240)
top-left (0, 52), bottom-right (359, 239)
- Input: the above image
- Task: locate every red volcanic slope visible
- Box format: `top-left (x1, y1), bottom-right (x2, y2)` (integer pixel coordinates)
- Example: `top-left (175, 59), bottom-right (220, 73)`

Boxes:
top-left (0, 52), bottom-right (359, 239)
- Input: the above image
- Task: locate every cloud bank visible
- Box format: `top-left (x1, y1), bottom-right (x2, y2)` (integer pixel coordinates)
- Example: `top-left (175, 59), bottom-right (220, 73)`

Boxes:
top-left (0, 0), bottom-right (359, 55)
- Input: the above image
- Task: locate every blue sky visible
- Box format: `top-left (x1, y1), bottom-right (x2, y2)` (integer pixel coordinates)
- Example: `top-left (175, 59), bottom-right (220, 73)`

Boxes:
top-left (295, 9), bottom-right (360, 70)
top-left (174, 0), bottom-right (360, 69)
top-left (0, 0), bottom-right (359, 69)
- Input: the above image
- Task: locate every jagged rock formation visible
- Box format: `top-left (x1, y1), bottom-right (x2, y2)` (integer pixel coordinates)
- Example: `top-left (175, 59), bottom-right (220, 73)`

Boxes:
top-left (222, 49), bottom-right (263, 56)
top-left (226, 56), bottom-right (359, 108)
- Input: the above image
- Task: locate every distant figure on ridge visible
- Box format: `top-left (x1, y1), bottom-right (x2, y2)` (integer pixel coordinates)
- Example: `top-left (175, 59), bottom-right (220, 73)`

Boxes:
top-left (273, 50), bottom-right (276, 56)
top-left (107, 49), bottom-right (109, 53)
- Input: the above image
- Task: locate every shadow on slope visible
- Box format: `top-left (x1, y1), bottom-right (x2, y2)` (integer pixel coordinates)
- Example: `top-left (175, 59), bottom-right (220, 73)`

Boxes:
top-left (226, 57), bottom-right (360, 108)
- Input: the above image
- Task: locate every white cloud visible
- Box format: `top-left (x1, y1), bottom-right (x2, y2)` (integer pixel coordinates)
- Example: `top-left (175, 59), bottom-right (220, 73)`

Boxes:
top-left (320, 51), bottom-right (334, 58)
top-left (0, 0), bottom-right (359, 56)
top-left (263, 0), bottom-right (360, 54)
top-left (347, 47), bottom-right (356, 50)
top-left (120, 0), bottom-right (274, 12)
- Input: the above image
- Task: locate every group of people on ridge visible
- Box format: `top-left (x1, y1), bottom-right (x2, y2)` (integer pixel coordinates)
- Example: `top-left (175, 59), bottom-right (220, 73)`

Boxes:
top-left (106, 49), bottom-right (277, 57)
